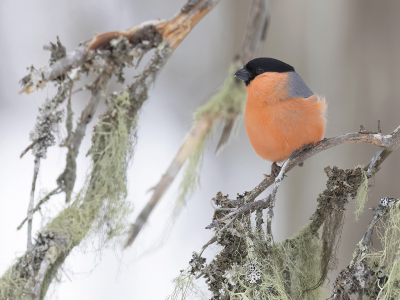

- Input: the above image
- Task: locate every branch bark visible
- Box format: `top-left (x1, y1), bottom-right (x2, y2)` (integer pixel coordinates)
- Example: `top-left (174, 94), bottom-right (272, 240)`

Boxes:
top-left (27, 157), bottom-right (40, 252)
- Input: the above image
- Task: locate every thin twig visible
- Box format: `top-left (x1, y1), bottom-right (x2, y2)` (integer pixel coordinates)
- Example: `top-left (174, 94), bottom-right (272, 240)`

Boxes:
top-left (199, 236), bottom-right (218, 257)
top-left (65, 84), bottom-right (74, 143)
top-left (367, 146), bottom-right (385, 176)
top-left (218, 198), bottom-right (273, 224)
top-left (20, 142), bottom-right (36, 158)
top-left (27, 157), bottom-right (40, 252)
top-left (266, 157), bottom-right (291, 238)
top-left (17, 187), bottom-right (61, 230)
top-left (33, 246), bottom-right (60, 300)
top-left (215, 0), bottom-right (270, 152)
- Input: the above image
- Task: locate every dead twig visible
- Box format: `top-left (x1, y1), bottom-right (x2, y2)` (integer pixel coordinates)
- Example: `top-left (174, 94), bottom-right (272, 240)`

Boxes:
top-left (20, 142), bottom-right (36, 158)
top-left (27, 157), bottom-right (40, 252)
top-left (17, 187), bottom-right (62, 230)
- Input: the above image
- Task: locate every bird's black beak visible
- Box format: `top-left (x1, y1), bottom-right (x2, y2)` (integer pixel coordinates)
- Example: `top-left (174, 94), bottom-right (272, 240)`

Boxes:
top-left (234, 67), bottom-right (251, 82)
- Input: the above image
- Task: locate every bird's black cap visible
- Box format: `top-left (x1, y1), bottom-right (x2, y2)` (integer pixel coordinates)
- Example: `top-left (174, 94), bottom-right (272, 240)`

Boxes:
top-left (235, 58), bottom-right (295, 86)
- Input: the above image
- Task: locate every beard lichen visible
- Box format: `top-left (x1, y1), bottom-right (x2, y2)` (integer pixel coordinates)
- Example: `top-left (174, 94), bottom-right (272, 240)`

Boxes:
top-left (173, 62), bottom-right (246, 222)
top-left (166, 267), bottom-right (208, 300)
top-left (0, 87), bottom-right (137, 300)
top-left (46, 87), bottom-right (135, 249)
top-left (376, 201), bottom-right (400, 299)
top-left (354, 167), bottom-right (369, 221)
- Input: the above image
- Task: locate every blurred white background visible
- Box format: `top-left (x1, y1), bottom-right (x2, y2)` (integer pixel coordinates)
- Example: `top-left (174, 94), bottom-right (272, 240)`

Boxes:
top-left (1, 0), bottom-right (400, 299)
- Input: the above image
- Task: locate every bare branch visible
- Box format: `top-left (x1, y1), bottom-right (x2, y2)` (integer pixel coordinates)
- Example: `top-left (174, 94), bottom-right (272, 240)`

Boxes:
top-left (240, 0), bottom-right (270, 63)
top-left (20, 142), bottom-right (36, 158)
top-left (17, 187), bottom-right (61, 230)
top-left (124, 116), bottom-right (214, 248)
top-left (27, 157), bottom-right (40, 252)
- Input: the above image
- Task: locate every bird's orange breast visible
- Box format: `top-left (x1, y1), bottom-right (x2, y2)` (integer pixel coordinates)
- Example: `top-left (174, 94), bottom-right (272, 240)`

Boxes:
top-left (245, 72), bottom-right (326, 162)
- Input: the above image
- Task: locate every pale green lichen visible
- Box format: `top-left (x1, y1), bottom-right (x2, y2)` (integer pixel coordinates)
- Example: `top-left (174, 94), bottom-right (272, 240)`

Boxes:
top-left (354, 167), bottom-right (368, 221)
top-left (46, 87), bottom-right (134, 249)
top-left (194, 62), bottom-right (246, 120)
top-left (226, 223), bottom-right (327, 300)
top-left (0, 88), bottom-right (136, 300)
top-left (376, 201), bottom-right (400, 299)
top-left (175, 62), bottom-right (247, 215)
top-left (274, 224), bottom-right (326, 300)
top-left (166, 269), bottom-right (207, 300)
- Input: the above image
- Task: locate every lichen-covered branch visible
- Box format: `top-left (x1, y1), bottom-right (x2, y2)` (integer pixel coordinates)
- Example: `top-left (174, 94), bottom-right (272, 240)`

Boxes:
top-left (167, 123), bottom-right (400, 300)
top-left (329, 197), bottom-right (399, 300)
top-left (242, 124), bottom-right (400, 204)
top-left (1, 1), bottom-right (221, 299)
top-left (124, 0), bottom-right (270, 248)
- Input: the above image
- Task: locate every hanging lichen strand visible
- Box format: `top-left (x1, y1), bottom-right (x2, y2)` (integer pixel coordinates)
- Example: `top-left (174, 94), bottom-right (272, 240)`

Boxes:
top-left (376, 200), bottom-right (400, 299)
top-left (166, 166), bottom-right (368, 300)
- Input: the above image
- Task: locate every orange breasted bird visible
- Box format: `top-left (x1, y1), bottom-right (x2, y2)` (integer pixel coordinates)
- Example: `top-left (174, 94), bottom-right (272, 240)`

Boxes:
top-left (235, 58), bottom-right (326, 172)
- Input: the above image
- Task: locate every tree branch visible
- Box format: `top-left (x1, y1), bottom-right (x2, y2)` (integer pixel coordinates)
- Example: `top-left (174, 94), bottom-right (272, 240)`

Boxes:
top-left (242, 125), bottom-right (400, 204)
top-left (124, 0), bottom-right (270, 249)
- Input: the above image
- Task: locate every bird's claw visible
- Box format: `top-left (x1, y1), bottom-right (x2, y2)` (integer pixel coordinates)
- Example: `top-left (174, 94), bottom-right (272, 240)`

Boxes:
top-left (271, 162), bottom-right (281, 178)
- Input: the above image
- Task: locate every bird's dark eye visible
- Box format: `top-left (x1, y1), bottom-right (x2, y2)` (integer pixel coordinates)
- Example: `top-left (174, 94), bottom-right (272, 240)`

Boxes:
top-left (256, 67), bottom-right (264, 74)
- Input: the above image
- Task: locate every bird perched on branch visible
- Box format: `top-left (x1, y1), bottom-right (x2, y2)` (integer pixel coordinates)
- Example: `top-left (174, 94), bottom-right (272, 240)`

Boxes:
top-left (235, 58), bottom-right (326, 176)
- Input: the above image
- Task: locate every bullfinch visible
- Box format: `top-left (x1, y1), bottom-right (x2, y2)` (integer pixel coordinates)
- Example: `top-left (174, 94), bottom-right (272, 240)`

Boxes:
top-left (235, 58), bottom-right (326, 174)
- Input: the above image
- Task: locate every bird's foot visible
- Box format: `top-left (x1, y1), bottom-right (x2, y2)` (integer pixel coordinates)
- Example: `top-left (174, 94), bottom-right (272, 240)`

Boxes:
top-left (271, 162), bottom-right (281, 178)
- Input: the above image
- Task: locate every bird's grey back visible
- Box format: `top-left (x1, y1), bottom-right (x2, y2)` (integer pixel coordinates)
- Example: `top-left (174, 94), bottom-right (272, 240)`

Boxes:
top-left (288, 72), bottom-right (314, 98)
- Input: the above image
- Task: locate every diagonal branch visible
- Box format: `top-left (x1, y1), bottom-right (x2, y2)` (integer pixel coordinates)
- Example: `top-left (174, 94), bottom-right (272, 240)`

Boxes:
top-left (124, 0), bottom-right (270, 249)
top-left (19, 0), bottom-right (221, 95)
top-left (242, 125), bottom-right (400, 204)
